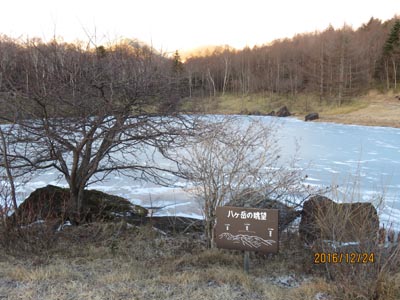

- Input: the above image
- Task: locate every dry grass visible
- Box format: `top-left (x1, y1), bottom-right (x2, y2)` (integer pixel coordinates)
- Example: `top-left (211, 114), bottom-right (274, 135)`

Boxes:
top-left (321, 100), bottom-right (369, 115)
top-left (181, 90), bottom-right (400, 128)
top-left (0, 221), bottom-right (399, 299)
top-left (316, 90), bottom-right (400, 128)
top-left (181, 93), bottom-right (275, 115)
top-left (0, 222), bottom-right (336, 300)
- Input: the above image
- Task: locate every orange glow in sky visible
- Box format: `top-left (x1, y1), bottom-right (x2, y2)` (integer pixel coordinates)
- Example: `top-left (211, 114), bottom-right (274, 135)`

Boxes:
top-left (1, 0), bottom-right (399, 52)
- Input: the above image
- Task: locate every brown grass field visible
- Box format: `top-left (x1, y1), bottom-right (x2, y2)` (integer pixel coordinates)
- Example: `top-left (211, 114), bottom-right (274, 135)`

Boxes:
top-left (0, 222), bottom-right (332, 300)
top-left (183, 90), bottom-right (400, 129)
top-left (315, 90), bottom-right (400, 128)
top-left (0, 221), bottom-right (399, 300)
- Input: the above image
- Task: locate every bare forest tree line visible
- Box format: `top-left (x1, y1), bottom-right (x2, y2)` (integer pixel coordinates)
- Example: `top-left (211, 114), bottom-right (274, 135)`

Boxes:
top-left (184, 17), bottom-right (400, 106)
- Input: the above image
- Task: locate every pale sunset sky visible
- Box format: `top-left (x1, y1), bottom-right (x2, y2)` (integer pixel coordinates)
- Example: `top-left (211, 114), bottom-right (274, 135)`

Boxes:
top-left (0, 0), bottom-right (399, 53)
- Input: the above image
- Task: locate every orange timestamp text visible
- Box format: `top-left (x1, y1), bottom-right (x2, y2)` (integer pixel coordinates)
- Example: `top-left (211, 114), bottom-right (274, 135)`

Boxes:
top-left (314, 252), bottom-right (375, 264)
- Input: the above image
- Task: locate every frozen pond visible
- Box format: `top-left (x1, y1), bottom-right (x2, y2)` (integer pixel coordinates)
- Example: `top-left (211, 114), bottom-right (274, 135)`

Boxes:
top-left (7, 116), bottom-right (400, 230)
top-left (275, 117), bottom-right (400, 230)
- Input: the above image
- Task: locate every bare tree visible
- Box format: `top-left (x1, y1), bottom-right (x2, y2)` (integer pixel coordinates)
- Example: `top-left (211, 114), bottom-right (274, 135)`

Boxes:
top-left (173, 116), bottom-right (312, 247)
top-left (0, 118), bottom-right (32, 222)
top-left (0, 38), bottom-right (197, 221)
top-left (0, 86), bottom-right (33, 221)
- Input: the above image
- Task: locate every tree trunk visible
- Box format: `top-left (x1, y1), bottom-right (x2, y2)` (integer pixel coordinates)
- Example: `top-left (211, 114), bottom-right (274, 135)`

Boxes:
top-left (338, 42), bottom-right (345, 107)
top-left (222, 57), bottom-right (229, 96)
top-left (69, 184), bottom-right (85, 221)
top-left (329, 57), bottom-right (334, 99)
top-left (188, 71), bottom-right (192, 98)
top-left (385, 59), bottom-right (390, 90)
top-left (201, 73), bottom-right (205, 98)
top-left (207, 68), bottom-right (216, 98)
top-left (276, 59), bottom-right (280, 94)
top-left (392, 56), bottom-right (397, 90)
top-left (205, 214), bottom-right (217, 249)
top-left (205, 218), bottom-right (212, 248)
top-left (0, 128), bottom-right (17, 215)
top-left (349, 60), bottom-right (352, 92)
top-left (319, 44), bottom-right (324, 103)
top-left (203, 196), bottom-right (217, 248)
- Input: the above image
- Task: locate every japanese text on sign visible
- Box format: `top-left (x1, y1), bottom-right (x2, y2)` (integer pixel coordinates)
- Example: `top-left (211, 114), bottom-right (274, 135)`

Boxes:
top-left (227, 210), bottom-right (267, 220)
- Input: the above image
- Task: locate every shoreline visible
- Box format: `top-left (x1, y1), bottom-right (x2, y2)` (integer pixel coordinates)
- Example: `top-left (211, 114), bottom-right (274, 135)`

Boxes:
top-left (296, 95), bottom-right (400, 129)
top-left (296, 115), bottom-right (400, 129)
top-left (186, 91), bottom-right (400, 129)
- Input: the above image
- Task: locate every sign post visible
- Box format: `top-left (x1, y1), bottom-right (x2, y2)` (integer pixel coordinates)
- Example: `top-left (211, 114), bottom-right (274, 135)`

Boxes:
top-left (244, 251), bottom-right (250, 274)
top-left (214, 206), bottom-right (279, 273)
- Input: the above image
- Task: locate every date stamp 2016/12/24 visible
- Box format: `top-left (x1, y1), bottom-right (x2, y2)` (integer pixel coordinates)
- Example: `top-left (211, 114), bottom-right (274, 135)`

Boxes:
top-left (314, 252), bottom-right (375, 264)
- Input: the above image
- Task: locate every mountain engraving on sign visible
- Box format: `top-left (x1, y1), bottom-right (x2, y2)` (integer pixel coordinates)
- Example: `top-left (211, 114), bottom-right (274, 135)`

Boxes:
top-left (214, 206), bottom-right (279, 253)
top-left (218, 233), bottom-right (276, 248)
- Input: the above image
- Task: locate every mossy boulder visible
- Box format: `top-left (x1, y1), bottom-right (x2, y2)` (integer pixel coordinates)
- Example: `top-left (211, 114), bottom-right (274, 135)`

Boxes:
top-left (12, 185), bottom-right (147, 225)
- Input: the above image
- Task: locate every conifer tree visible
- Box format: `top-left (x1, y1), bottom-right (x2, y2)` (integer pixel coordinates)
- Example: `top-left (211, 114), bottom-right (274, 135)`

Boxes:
top-left (172, 50), bottom-right (184, 73)
top-left (383, 20), bottom-right (400, 89)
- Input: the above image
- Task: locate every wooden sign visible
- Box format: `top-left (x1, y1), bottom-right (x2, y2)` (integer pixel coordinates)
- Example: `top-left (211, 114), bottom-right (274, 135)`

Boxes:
top-left (214, 206), bottom-right (279, 253)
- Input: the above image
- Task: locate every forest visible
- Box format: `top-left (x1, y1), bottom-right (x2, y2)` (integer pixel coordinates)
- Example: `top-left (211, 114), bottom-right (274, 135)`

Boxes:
top-left (0, 16), bottom-right (399, 114)
top-left (182, 16), bottom-right (400, 106)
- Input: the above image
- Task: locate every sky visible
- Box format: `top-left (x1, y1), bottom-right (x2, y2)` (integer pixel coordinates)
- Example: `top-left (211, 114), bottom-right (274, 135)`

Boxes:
top-left (0, 0), bottom-right (399, 53)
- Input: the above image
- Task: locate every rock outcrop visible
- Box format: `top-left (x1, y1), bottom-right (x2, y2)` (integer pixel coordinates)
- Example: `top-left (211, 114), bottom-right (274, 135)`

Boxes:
top-left (11, 185), bottom-right (147, 225)
top-left (276, 106), bottom-right (291, 117)
top-left (305, 112), bottom-right (319, 121)
top-left (266, 111), bottom-right (276, 116)
top-left (299, 195), bottom-right (379, 244)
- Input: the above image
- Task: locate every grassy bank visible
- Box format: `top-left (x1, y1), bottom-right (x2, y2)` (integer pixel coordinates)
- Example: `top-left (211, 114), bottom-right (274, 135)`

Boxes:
top-left (181, 90), bottom-right (400, 128)
top-left (0, 222), bottom-right (321, 300)
top-left (1, 221), bottom-right (399, 300)
top-left (181, 93), bottom-right (367, 115)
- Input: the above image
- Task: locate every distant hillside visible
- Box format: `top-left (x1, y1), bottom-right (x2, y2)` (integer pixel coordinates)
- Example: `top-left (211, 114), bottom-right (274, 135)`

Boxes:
top-left (182, 16), bottom-right (400, 107)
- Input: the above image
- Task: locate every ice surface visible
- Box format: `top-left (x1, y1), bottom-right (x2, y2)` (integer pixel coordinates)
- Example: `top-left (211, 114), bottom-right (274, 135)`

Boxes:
top-left (3, 116), bottom-right (400, 230)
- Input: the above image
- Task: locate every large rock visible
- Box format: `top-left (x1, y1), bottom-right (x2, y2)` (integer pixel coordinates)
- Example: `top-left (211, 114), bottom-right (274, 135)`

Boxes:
top-left (305, 112), bottom-right (319, 121)
top-left (227, 188), bottom-right (301, 232)
top-left (12, 185), bottom-right (147, 225)
top-left (276, 106), bottom-right (291, 117)
top-left (266, 111), bottom-right (276, 116)
top-left (299, 195), bottom-right (379, 244)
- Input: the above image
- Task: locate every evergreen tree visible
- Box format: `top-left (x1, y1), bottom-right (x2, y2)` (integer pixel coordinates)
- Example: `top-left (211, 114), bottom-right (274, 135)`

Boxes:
top-left (382, 19), bottom-right (400, 89)
top-left (172, 50), bottom-right (184, 73)
top-left (383, 20), bottom-right (400, 55)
